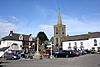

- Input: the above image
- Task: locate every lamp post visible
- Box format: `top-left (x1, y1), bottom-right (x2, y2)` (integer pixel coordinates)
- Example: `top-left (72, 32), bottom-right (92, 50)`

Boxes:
top-left (50, 42), bottom-right (53, 59)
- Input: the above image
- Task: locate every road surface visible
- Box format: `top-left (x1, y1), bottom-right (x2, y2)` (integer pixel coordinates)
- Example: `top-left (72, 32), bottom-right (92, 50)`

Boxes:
top-left (1, 54), bottom-right (100, 67)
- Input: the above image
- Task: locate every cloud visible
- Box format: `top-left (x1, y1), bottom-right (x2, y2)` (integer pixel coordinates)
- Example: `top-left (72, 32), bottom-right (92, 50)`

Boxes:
top-left (0, 19), bottom-right (16, 38)
top-left (39, 24), bottom-right (53, 39)
top-left (10, 16), bottom-right (18, 20)
top-left (39, 24), bottom-right (53, 31)
top-left (62, 15), bottom-right (100, 35)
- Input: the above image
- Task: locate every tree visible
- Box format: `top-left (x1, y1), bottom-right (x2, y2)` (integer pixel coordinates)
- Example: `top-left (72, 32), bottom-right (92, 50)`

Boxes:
top-left (37, 32), bottom-right (49, 45)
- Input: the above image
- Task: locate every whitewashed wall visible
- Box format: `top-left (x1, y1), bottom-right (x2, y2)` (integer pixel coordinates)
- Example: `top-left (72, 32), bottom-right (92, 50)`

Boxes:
top-left (88, 38), bottom-right (100, 51)
top-left (63, 38), bottom-right (100, 51)
top-left (1, 40), bottom-right (22, 50)
top-left (63, 40), bottom-right (88, 50)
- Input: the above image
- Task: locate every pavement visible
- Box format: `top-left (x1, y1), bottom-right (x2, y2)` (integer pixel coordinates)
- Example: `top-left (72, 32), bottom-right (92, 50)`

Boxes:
top-left (0, 54), bottom-right (100, 67)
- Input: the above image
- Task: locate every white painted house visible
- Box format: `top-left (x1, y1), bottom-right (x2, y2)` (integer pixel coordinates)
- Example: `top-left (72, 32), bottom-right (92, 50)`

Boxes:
top-left (63, 32), bottom-right (100, 51)
top-left (0, 31), bottom-right (34, 53)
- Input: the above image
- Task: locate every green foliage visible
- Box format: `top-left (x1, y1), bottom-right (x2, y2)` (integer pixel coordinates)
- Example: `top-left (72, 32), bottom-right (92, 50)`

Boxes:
top-left (37, 32), bottom-right (49, 43)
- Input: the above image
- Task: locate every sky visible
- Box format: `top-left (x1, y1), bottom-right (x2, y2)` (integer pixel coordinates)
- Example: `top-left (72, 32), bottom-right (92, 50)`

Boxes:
top-left (0, 0), bottom-right (100, 39)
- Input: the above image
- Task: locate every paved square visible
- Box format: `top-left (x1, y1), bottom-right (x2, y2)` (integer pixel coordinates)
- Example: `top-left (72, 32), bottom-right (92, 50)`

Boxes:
top-left (1, 54), bottom-right (100, 67)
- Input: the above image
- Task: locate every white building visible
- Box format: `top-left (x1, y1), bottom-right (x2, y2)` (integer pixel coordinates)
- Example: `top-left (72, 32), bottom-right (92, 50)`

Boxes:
top-left (63, 32), bottom-right (100, 51)
top-left (0, 31), bottom-right (34, 52)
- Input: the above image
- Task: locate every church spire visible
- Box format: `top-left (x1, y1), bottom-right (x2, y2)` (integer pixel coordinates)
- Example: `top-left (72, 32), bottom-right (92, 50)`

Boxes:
top-left (58, 8), bottom-right (62, 25)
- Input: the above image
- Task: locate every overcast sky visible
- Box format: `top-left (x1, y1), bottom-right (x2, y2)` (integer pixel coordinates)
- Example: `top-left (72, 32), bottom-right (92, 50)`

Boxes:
top-left (0, 0), bottom-right (100, 39)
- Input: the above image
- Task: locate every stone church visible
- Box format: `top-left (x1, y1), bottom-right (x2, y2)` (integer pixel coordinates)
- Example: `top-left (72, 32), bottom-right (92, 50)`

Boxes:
top-left (52, 8), bottom-right (66, 50)
top-left (52, 8), bottom-right (100, 52)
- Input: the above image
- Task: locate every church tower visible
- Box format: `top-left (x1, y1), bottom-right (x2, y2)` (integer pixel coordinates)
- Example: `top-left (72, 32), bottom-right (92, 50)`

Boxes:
top-left (54, 8), bottom-right (66, 50)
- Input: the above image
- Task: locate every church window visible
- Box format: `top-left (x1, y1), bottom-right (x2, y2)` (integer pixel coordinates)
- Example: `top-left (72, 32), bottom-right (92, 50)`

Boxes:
top-left (61, 43), bottom-right (62, 47)
top-left (62, 32), bottom-right (64, 34)
top-left (94, 39), bottom-right (97, 46)
top-left (56, 44), bottom-right (58, 47)
top-left (56, 38), bottom-right (58, 44)
top-left (56, 27), bottom-right (58, 31)
top-left (56, 32), bottom-right (58, 34)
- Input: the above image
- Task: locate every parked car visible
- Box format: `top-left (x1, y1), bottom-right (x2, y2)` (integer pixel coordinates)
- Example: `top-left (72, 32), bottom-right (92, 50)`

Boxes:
top-left (79, 50), bottom-right (87, 55)
top-left (4, 52), bottom-right (20, 60)
top-left (71, 50), bottom-right (80, 56)
top-left (40, 50), bottom-right (49, 56)
top-left (90, 50), bottom-right (96, 54)
top-left (63, 50), bottom-right (80, 57)
top-left (53, 50), bottom-right (68, 58)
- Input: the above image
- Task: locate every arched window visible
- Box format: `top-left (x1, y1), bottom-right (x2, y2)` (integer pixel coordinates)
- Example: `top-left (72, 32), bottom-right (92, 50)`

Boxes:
top-left (94, 39), bottom-right (97, 46)
top-left (56, 38), bottom-right (58, 44)
top-left (11, 43), bottom-right (19, 50)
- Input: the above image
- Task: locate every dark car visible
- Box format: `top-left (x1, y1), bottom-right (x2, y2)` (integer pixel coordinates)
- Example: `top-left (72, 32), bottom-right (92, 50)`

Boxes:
top-left (4, 53), bottom-right (20, 60)
top-left (79, 50), bottom-right (87, 55)
top-left (53, 50), bottom-right (69, 58)
top-left (63, 50), bottom-right (80, 57)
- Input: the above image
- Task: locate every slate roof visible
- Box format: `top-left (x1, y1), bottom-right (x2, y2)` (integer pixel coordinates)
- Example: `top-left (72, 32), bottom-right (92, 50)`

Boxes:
top-left (0, 46), bottom-right (10, 51)
top-left (63, 32), bottom-right (100, 42)
top-left (1, 31), bottom-right (34, 41)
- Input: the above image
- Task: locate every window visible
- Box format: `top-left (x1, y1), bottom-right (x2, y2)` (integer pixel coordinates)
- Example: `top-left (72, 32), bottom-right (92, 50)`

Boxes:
top-left (69, 43), bottom-right (71, 45)
top-left (56, 44), bottom-right (58, 47)
top-left (74, 42), bottom-right (77, 45)
top-left (68, 43), bottom-right (71, 49)
top-left (20, 45), bottom-right (22, 47)
top-left (56, 32), bottom-right (58, 34)
top-left (29, 37), bottom-right (32, 41)
top-left (94, 39), bottom-right (97, 46)
top-left (62, 32), bottom-right (64, 34)
top-left (19, 34), bottom-right (23, 40)
top-left (56, 27), bottom-right (58, 31)
top-left (80, 42), bottom-right (83, 45)
top-left (80, 42), bottom-right (84, 50)
top-left (11, 43), bottom-right (19, 50)
top-left (61, 43), bottom-right (62, 47)
top-left (74, 42), bottom-right (77, 50)
top-left (56, 38), bottom-right (58, 44)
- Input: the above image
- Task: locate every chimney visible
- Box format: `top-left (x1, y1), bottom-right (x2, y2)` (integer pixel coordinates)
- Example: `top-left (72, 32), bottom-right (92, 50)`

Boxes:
top-left (29, 34), bottom-right (32, 36)
top-left (9, 31), bottom-right (13, 36)
top-left (10, 31), bottom-right (13, 33)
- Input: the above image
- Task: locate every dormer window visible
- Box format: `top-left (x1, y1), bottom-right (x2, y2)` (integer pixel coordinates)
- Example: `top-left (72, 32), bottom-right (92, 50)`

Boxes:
top-left (29, 36), bottom-right (32, 41)
top-left (19, 34), bottom-right (23, 40)
top-left (29, 34), bottom-right (32, 41)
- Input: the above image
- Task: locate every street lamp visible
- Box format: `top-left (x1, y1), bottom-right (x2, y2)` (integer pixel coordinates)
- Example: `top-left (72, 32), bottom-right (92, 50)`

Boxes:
top-left (50, 42), bottom-right (53, 59)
